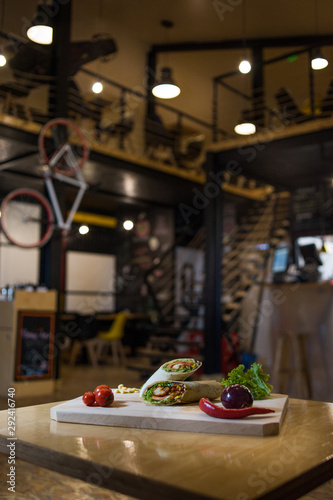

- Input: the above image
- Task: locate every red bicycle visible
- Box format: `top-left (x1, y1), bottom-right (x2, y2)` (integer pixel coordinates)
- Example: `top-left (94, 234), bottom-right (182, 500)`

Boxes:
top-left (0, 118), bottom-right (89, 248)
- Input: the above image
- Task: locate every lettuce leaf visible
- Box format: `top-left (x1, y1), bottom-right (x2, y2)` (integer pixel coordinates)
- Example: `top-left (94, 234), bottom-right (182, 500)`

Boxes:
top-left (221, 362), bottom-right (273, 400)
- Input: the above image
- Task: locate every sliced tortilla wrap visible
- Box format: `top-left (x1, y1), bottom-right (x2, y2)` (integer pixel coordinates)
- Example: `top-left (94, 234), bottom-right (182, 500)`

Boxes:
top-left (139, 358), bottom-right (202, 397)
top-left (141, 380), bottom-right (222, 406)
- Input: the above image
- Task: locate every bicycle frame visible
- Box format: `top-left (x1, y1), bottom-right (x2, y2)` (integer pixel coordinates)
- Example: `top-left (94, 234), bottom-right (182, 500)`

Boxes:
top-left (43, 142), bottom-right (88, 231)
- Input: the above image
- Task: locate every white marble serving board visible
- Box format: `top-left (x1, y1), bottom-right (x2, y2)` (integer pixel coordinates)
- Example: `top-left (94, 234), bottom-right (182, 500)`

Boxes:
top-left (50, 393), bottom-right (288, 436)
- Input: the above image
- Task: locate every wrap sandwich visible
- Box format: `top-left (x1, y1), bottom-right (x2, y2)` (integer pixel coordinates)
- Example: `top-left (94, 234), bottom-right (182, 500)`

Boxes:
top-left (139, 358), bottom-right (202, 398)
top-left (141, 380), bottom-right (222, 406)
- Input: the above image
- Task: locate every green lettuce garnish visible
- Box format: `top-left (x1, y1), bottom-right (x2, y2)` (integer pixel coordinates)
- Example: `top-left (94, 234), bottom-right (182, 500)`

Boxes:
top-left (221, 362), bottom-right (273, 400)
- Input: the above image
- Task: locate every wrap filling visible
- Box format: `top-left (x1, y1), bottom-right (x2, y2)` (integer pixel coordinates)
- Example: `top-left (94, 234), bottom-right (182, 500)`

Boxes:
top-left (163, 359), bottom-right (200, 372)
top-left (143, 382), bottom-right (186, 405)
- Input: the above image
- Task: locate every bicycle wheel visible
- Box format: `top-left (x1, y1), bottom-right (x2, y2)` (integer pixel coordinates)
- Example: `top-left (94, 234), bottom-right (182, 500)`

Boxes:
top-left (0, 188), bottom-right (54, 248)
top-left (38, 118), bottom-right (89, 175)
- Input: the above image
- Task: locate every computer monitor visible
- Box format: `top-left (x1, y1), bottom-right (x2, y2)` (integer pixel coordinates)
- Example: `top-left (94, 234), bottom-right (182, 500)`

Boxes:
top-left (272, 246), bottom-right (290, 274)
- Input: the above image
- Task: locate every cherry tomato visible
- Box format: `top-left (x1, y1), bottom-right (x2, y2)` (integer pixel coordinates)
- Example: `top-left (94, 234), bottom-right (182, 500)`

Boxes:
top-left (94, 384), bottom-right (111, 396)
top-left (94, 387), bottom-right (114, 407)
top-left (82, 391), bottom-right (95, 406)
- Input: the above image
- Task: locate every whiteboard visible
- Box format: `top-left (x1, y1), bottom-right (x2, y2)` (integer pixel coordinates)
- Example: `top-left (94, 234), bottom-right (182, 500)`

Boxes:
top-left (65, 251), bottom-right (116, 313)
top-left (0, 244), bottom-right (39, 289)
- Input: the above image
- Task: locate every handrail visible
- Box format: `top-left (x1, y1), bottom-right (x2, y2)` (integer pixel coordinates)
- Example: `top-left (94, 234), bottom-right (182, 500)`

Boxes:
top-left (80, 68), bottom-right (228, 136)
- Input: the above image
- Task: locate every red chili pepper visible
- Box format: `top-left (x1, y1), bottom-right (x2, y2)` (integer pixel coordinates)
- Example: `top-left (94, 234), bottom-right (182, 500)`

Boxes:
top-left (199, 398), bottom-right (275, 419)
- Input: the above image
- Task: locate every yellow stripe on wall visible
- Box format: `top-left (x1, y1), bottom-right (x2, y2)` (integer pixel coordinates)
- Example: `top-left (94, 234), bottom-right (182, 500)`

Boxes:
top-left (71, 211), bottom-right (118, 228)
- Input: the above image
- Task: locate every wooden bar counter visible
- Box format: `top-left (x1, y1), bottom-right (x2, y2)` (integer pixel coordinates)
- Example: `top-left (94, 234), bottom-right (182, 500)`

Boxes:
top-left (0, 398), bottom-right (332, 499)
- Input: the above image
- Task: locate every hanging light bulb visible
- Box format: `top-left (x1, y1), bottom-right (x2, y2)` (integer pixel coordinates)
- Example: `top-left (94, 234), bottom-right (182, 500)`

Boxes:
top-left (79, 225), bottom-right (89, 235)
top-left (239, 59), bottom-right (251, 74)
top-left (311, 2), bottom-right (328, 70)
top-left (0, 0), bottom-right (7, 63)
top-left (27, 2), bottom-right (53, 45)
top-left (92, 81), bottom-right (103, 93)
top-left (152, 21), bottom-right (181, 99)
top-left (152, 67), bottom-right (180, 99)
top-left (123, 220), bottom-right (134, 230)
top-left (311, 48), bottom-right (328, 70)
top-left (238, 1), bottom-right (251, 74)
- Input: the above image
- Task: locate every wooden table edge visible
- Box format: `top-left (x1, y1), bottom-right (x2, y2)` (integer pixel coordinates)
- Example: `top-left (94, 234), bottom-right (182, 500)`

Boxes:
top-left (256, 456), bottom-right (333, 500)
top-left (0, 434), bottom-right (222, 500)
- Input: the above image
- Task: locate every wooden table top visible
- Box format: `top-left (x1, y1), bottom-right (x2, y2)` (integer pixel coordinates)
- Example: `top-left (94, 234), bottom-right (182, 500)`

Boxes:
top-left (0, 398), bottom-right (332, 500)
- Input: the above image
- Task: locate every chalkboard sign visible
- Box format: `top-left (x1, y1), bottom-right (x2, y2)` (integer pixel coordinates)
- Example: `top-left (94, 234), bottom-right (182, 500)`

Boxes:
top-left (15, 311), bottom-right (56, 381)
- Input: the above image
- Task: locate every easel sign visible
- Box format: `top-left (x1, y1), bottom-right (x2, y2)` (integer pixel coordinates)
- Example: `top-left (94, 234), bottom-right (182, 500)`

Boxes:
top-left (15, 311), bottom-right (56, 381)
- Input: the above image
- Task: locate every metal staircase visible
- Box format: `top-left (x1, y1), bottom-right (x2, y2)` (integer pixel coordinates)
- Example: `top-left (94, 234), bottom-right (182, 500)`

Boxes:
top-left (222, 192), bottom-right (291, 333)
top-left (127, 191), bottom-right (291, 376)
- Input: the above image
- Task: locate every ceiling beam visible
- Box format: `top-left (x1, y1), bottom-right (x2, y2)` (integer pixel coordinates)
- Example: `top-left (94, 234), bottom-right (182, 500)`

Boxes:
top-left (151, 34), bottom-right (333, 54)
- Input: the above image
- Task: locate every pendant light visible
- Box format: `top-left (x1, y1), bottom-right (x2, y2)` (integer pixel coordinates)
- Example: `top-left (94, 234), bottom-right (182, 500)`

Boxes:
top-left (92, 81), bottom-right (103, 93)
top-left (0, 0), bottom-right (7, 65)
top-left (311, 47), bottom-right (328, 70)
top-left (239, 59), bottom-right (251, 74)
top-left (92, 0), bottom-right (105, 94)
top-left (238, 0), bottom-right (251, 74)
top-left (311, 0), bottom-right (328, 70)
top-left (234, 107), bottom-right (256, 135)
top-left (152, 67), bottom-right (180, 99)
top-left (27, 1), bottom-right (53, 45)
top-left (234, 120), bottom-right (256, 135)
top-left (152, 20), bottom-right (181, 100)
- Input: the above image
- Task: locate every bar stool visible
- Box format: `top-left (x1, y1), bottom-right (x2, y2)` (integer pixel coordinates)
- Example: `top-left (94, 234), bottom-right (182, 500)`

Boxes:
top-left (272, 330), bottom-right (312, 399)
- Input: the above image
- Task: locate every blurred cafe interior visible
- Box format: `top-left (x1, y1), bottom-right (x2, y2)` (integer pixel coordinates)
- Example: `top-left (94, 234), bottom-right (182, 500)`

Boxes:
top-left (0, 1), bottom-right (333, 497)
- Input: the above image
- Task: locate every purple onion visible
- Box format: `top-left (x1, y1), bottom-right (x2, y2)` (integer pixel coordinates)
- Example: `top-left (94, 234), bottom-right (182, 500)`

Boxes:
top-left (221, 384), bottom-right (254, 409)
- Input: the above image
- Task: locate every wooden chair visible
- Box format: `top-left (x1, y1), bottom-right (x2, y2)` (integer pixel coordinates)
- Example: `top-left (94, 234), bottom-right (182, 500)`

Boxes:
top-left (96, 311), bottom-right (128, 365)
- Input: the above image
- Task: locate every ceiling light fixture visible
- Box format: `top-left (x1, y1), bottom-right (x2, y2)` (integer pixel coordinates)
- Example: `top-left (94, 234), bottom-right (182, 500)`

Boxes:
top-left (311, 47), bottom-right (328, 70)
top-left (311, 1), bottom-right (328, 70)
top-left (152, 67), bottom-right (180, 99)
top-left (91, 0), bottom-right (106, 94)
top-left (79, 225), bottom-right (89, 235)
top-left (238, 0), bottom-right (251, 74)
top-left (152, 20), bottom-right (181, 100)
top-left (27, 2), bottom-right (53, 45)
top-left (123, 220), bottom-right (134, 230)
top-left (234, 121), bottom-right (256, 135)
top-left (92, 81), bottom-right (103, 93)
top-left (239, 59), bottom-right (251, 74)
top-left (0, 0), bottom-right (7, 66)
